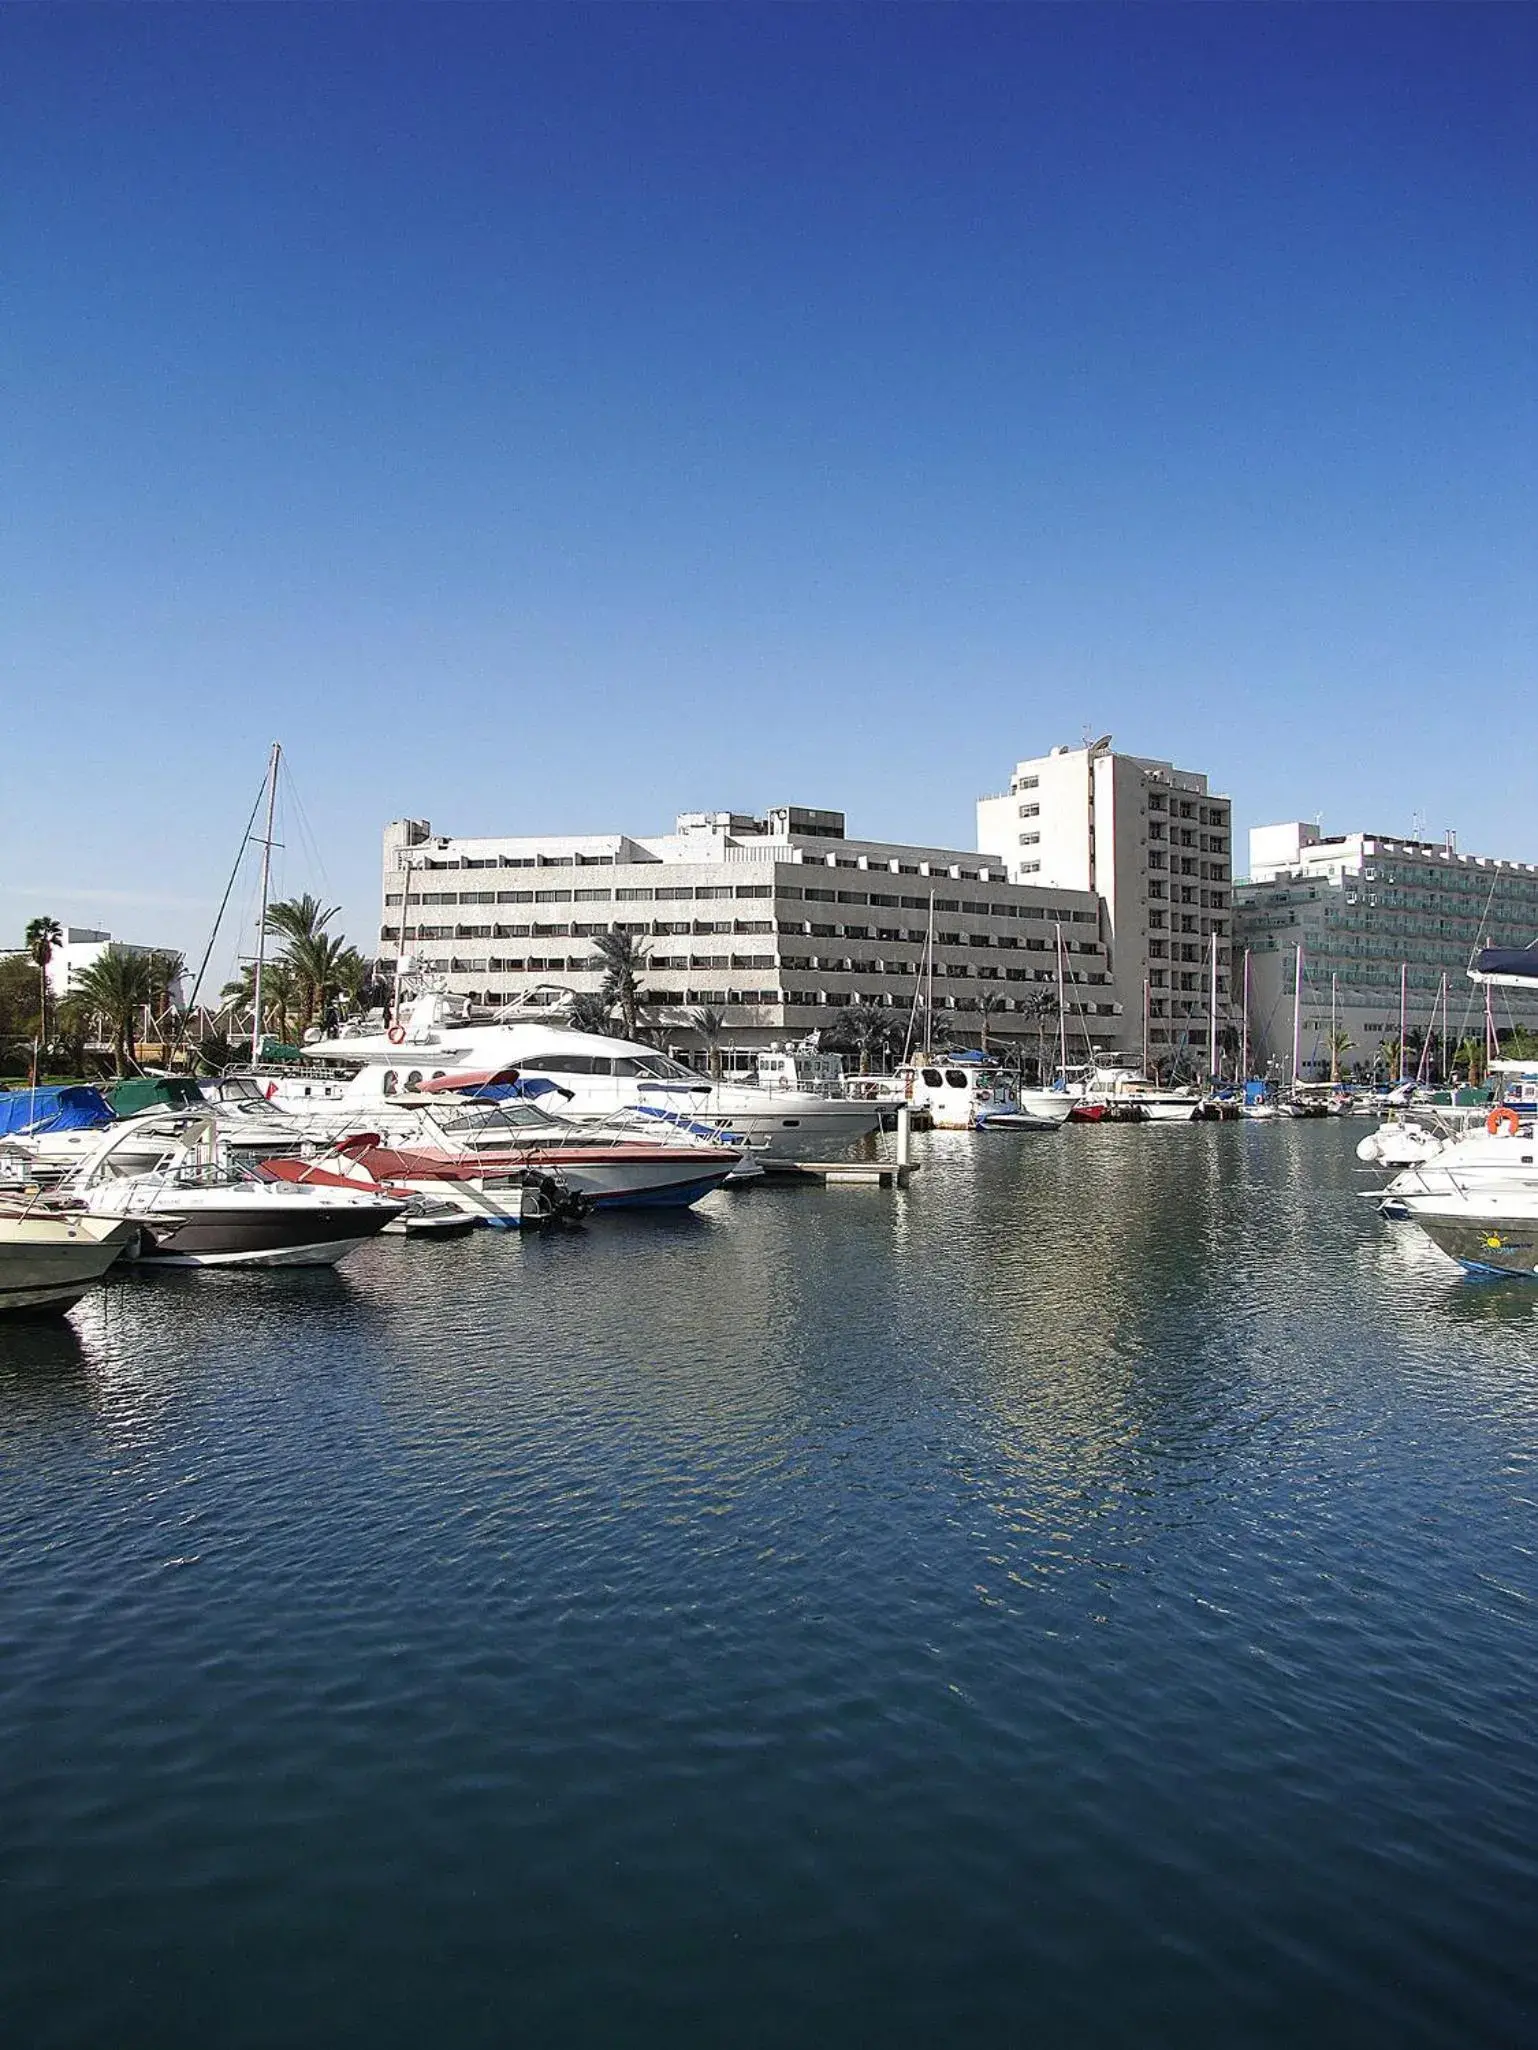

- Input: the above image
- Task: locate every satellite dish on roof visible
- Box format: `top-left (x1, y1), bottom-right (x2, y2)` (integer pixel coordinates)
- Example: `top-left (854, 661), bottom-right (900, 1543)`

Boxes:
top-left (1088, 733), bottom-right (1113, 756)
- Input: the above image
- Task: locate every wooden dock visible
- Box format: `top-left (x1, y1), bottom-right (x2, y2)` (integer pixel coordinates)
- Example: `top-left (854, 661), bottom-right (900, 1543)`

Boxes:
top-left (756, 1160), bottom-right (917, 1188)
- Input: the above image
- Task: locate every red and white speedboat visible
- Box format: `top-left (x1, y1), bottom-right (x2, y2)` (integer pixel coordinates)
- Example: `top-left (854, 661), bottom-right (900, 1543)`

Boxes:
top-left (339, 1132), bottom-right (737, 1212)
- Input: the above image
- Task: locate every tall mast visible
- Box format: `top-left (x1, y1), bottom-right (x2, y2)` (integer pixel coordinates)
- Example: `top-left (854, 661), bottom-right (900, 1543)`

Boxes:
top-left (1398, 961), bottom-right (1409, 1084)
top-left (249, 742), bottom-right (280, 1066)
top-left (1055, 922), bottom-right (1068, 1077)
top-left (1290, 939), bottom-right (1304, 1093)
top-left (1142, 976), bottom-right (1150, 1078)
top-left (925, 892), bottom-right (935, 1055)
top-left (1240, 947), bottom-right (1250, 1086)
top-left (1330, 971), bottom-right (1339, 1084)
top-left (392, 852), bottom-right (418, 1025)
top-left (1207, 931), bottom-right (1218, 1081)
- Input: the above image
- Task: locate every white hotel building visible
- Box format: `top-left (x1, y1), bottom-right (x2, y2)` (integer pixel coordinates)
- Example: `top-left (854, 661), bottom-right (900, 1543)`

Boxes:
top-left (1234, 822), bottom-right (1538, 1079)
top-left (978, 739), bottom-right (1233, 1069)
top-left (378, 803), bottom-right (1120, 1067)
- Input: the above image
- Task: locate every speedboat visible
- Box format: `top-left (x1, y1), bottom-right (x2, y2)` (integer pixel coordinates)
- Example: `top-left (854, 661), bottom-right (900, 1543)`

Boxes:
top-left (0, 1201), bottom-right (138, 1314)
top-left (336, 1117), bottom-right (740, 1211)
top-left (244, 1072), bottom-right (746, 1208)
top-left (62, 1116), bottom-right (404, 1267)
top-left (290, 993), bottom-right (882, 1158)
top-left (259, 1139), bottom-right (590, 1230)
top-left (1379, 1110), bottom-right (1538, 1274)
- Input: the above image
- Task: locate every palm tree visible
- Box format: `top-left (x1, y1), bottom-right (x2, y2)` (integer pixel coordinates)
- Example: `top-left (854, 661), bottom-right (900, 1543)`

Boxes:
top-left (221, 958), bottom-right (298, 1046)
top-left (975, 990), bottom-right (1006, 1055)
top-left (24, 916), bottom-right (62, 1078)
top-left (564, 991), bottom-right (613, 1036)
top-left (1326, 1027), bottom-right (1353, 1085)
top-left (687, 1005), bottom-right (728, 1081)
top-left (1024, 989), bottom-right (1060, 1083)
top-left (592, 929), bottom-right (652, 1041)
top-left (68, 946), bottom-right (155, 1076)
top-left (1453, 1035), bottom-right (1487, 1088)
top-left (264, 894), bottom-right (338, 953)
top-left (51, 994), bottom-right (96, 1078)
top-left (827, 1000), bottom-right (897, 1076)
top-left (284, 930), bottom-right (353, 1034)
top-left (262, 897), bottom-right (340, 1033)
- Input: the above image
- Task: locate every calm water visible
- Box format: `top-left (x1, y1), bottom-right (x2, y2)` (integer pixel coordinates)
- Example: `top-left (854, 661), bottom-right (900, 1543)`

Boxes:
top-left (2, 1122), bottom-right (1535, 2049)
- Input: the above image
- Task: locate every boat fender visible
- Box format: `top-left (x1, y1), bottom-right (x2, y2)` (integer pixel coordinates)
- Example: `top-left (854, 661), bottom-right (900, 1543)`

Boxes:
top-left (387, 1025), bottom-right (407, 1045)
top-left (264, 1082), bottom-right (279, 1100)
top-left (1487, 1106), bottom-right (1521, 1137)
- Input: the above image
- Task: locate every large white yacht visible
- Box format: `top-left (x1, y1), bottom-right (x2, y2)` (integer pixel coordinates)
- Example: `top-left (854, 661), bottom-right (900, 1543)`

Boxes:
top-left (286, 992), bottom-right (881, 1157)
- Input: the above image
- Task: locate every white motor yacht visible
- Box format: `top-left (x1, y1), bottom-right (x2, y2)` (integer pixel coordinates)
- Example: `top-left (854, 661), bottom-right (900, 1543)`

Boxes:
top-left (291, 994), bottom-right (881, 1157)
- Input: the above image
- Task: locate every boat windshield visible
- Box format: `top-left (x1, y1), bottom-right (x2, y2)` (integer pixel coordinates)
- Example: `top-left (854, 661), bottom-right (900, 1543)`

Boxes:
top-left (432, 1101), bottom-right (575, 1137)
top-left (208, 1077), bottom-right (268, 1104)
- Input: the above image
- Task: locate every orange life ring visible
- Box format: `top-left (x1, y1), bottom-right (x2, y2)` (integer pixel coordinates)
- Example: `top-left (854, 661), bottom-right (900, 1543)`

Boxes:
top-left (1487, 1106), bottom-right (1521, 1137)
top-left (387, 1025), bottom-right (407, 1046)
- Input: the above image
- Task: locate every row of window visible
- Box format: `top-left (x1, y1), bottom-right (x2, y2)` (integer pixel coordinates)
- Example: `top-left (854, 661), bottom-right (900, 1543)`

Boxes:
top-left (386, 882), bottom-right (1098, 922)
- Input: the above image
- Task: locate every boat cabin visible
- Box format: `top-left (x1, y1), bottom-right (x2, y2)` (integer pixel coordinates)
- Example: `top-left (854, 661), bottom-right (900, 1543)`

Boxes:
top-left (754, 1048), bottom-right (848, 1096)
top-left (895, 1058), bottom-right (1019, 1129)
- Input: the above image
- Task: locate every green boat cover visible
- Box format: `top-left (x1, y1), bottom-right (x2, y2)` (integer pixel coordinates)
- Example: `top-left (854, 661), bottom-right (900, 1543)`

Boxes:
top-left (107, 1076), bottom-right (206, 1117)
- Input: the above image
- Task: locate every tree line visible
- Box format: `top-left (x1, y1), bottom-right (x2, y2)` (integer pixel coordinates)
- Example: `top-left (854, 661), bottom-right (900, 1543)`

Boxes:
top-left (2, 899), bottom-right (380, 1080)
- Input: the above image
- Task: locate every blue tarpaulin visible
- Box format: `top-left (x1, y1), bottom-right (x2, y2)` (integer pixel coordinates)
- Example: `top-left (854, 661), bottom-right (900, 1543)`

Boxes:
top-left (1474, 947), bottom-right (1538, 983)
top-left (0, 1085), bottom-right (114, 1137)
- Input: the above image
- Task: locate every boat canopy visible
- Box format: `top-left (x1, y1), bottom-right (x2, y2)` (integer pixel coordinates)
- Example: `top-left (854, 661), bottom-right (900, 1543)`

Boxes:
top-left (1471, 946), bottom-right (1538, 986)
top-left (0, 1084), bottom-right (114, 1137)
top-left (107, 1076), bottom-right (206, 1118)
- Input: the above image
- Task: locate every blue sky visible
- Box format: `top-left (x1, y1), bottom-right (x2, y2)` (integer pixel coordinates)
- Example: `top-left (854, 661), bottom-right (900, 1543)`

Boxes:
top-left (3, 2), bottom-right (1534, 975)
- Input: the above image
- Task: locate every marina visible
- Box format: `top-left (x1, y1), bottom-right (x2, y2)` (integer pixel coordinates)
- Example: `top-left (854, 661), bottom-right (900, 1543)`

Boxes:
top-left (2, 1117), bottom-right (1535, 2045)
top-left (5, 8), bottom-right (1535, 2041)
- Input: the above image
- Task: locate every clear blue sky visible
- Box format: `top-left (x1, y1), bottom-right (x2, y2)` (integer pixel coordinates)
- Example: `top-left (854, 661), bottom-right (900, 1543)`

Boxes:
top-left (4, 2), bottom-right (1534, 977)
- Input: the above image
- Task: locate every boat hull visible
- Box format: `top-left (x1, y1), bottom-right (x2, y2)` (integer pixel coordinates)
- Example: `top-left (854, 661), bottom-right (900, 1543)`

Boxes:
top-left (124, 1204), bottom-right (399, 1267)
top-left (1414, 1214), bottom-right (1538, 1277)
top-left (0, 1214), bottom-right (137, 1313)
top-left (352, 1143), bottom-right (734, 1213)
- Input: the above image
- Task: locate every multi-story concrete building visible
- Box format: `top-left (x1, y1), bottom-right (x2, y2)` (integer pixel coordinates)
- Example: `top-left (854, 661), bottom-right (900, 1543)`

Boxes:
top-left (1234, 822), bottom-right (1538, 1080)
top-left (378, 804), bottom-right (1119, 1070)
top-left (977, 739), bottom-right (1233, 1072)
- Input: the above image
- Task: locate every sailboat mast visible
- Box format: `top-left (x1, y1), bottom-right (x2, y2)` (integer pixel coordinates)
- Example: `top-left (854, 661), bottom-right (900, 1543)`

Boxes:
top-left (1207, 931), bottom-right (1218, 1081)
top-left (1290, 940), bottom-right (1304, 1092)
top-left (1330, 971), bottom-right (1339, 1084)
top-left (392, 854), bottom-right (417, 1025)
top-left (1056, 922), bottom-right (1068, 1077)
top-left (1240, 947), bottom-right (1250, 1086)
top-left (249, 742), bottom-right (280, 1066)
top-left (1142, 976), bottom-right (1150, 1078)
top-left (1398, 961), bottom-right (1409, 1084)
top-left (925, 892), bottom-right (935, 1055)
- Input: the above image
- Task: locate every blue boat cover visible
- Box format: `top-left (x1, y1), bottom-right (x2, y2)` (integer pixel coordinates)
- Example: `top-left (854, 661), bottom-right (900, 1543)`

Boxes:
top-left (1473, 947), bottom-right (1538, 982)
top-left (452, 1078), bottom-right (572, 1102)
top-left (0, 1084), bottom-right (115, 1137)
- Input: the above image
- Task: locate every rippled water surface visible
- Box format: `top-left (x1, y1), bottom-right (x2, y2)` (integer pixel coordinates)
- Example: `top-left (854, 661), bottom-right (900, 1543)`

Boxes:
top-left (2, 1122), bottom-right (1536, 2048)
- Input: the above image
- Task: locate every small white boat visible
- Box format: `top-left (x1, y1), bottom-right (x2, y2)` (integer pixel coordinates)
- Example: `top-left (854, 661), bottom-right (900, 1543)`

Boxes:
top-left (0, 1204), bottom-right (138, 1314)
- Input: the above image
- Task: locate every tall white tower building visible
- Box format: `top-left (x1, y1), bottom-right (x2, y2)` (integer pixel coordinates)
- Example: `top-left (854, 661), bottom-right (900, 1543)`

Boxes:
top-left (977, 738), bottom-right (1233, 1071)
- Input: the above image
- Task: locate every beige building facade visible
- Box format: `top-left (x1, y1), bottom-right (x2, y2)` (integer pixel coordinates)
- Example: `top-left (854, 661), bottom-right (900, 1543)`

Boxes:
top-left (379, 804), bottom-right (1120, 1069)
top-left (977, 739), bottom-right (1233, 1072)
